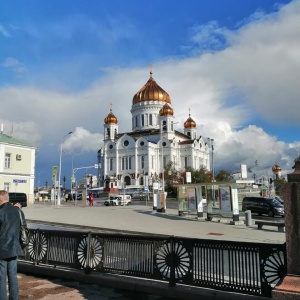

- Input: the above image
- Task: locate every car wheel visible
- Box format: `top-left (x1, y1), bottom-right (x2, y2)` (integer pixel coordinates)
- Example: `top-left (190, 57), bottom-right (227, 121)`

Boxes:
top-left (268, 210), bottom-right (274, 217)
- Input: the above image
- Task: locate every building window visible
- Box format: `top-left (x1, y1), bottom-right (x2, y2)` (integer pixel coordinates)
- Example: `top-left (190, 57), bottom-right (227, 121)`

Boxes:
top-left (163, 156), bottom-right (167, 168)
top-left (184, 156), bottom-right (188, 168)
top-left (109, 144), bottom-right (113, 149)
top-left (140, 141), bottom-right (144, 146)
top-left (4, 182), bottom-right (9, 192)
top-left (149, 114), bottom-right (153, 125)
top-left (141, 155), bottom-right (145, 169)
top-left (124, 140), bottom-right (129, 147)
top-left (106, 128), bottom-right (110, 139)
top-left (122, 156), bottom-right (132, 170)
top-left (5, 153), bottom-right (11, 168)
top-left (141, 114), bottom-right (145, 126)
top-left (109, 158), bottom-right (113, 171)
top-left (162, 120), bottom-right (167, 131)
top-left (135, 116), bottom-right (138, 127)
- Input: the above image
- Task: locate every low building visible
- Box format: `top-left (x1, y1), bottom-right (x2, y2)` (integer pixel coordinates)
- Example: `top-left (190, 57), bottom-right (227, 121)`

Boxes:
top-left (0, 130), bottom-right (37, 204)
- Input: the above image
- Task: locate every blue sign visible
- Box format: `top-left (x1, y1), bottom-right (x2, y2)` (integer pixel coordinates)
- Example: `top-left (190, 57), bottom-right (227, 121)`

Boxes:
top-left (13, 179), bottom-right (27, 183)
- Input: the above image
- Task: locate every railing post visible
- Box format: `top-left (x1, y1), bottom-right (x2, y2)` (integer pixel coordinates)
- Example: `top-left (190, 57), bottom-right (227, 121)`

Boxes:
top-left (85, 232), bottom-right (92, 274)
top-left (34, 229), bottom-right (40, 266)
top-left (169, 237), bottom-right (176, 287)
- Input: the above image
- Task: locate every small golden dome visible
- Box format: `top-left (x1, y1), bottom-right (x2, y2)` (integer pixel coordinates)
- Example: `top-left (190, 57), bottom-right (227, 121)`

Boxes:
top-left (159, 103), bottom-right (174, 116)
top-left (184, 114), bottom-right (196, 128)
top-left (272, 163), bottom-right (281, 172)
top-left (104, 109), bottom-right (118, 124)
top-left (132, 72), bottom-right (171, 105)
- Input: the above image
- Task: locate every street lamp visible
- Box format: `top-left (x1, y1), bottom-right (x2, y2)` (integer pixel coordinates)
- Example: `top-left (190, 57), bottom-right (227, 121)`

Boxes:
top-left (208, 138), bottom-right (215, 203)
top-left (160, 121), bottom-right (166, 192)
top-left (58, 131), bottom-right (72, 205)
top-left (97, 149), bottom-right (102, 188)
top-left (255, 160), bottom-right (270, 196)
top-left (207, 138), bottom-right (215, 181)
top-left (71, 152), bottom-right (82, 194)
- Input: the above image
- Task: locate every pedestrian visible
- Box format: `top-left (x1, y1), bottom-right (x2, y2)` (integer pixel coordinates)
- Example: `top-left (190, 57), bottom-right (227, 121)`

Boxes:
top-left (0, 190), bottom-right (26, 300)
top-left (88, 193), bottom-right (94, 206)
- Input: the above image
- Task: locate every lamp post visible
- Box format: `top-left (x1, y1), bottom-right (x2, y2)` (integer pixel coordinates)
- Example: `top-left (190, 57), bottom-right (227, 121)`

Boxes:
top-left (207, 138), bottom-right (215, 206)
top-left (71, 152), bottom-right (82, 195)
top-left (97, 149), bottom-right (102, 188)
top-left (58, 131), bottom-right (72, 206)
top-left (255, 160), bottom-right (270, 196)
top-left (37, 171), bottom-right (44, 202)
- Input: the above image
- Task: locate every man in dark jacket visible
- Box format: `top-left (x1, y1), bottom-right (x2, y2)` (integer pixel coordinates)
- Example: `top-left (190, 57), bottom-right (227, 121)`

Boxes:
top-left (0, 190), bottom-right (26, 300)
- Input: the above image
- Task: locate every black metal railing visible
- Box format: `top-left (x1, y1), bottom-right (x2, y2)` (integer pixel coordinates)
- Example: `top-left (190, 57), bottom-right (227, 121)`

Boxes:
top-left (20, 228), bottom-right (287, 298)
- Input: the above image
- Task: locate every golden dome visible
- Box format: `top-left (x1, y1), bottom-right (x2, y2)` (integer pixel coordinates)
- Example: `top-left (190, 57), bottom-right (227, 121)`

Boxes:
top-left (104, 109), bottom-right (118, 124)
top-left (184, 114), bottom-right (196, 128)
top-left (159, 103), bottom-right (174, 116)
top-left (272, 163), bottom-right (281, 172)
top-left (132, 72), bottom-right (171, 105)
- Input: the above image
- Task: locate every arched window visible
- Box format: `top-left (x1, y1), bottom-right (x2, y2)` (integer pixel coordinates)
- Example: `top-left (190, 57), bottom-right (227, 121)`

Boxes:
top-left (125, 176), bottom-right (131, 185)
top-left (162, 120), bottom-right (167, 132)
top-left (149, 114), bottom-right (153, 125)
top-left (106, 128), bottom-right (110, 138)
top-left (141, 115), bottom-right (145, 126)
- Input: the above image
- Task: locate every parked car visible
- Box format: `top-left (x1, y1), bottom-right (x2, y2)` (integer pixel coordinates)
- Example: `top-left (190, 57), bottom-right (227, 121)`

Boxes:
top-left (9, 192), bottom-right (27, 207)
top-left (275, 195), bottom-right (284, 204)
top-left (242, 196), bottom-right (284, 217)
top-left (104, 195), bottom-right (132, 206)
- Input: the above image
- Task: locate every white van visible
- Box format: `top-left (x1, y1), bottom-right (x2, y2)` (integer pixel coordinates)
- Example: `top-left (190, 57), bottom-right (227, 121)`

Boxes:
top-left (104, 195), bottom-right (132, 206)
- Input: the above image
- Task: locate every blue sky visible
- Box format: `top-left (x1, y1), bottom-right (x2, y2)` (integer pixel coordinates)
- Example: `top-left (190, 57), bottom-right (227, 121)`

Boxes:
top-left (1, 0), bottom-right (299, 187)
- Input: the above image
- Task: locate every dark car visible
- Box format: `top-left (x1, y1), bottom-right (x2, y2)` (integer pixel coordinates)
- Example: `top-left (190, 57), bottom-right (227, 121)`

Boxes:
top-left (9, 192), bottom-right (27, 207)
top-left (242, 196), bottom-right (284, 217)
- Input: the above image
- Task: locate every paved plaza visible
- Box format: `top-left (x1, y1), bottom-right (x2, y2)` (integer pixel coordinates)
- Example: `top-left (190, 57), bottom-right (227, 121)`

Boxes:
top-left (24, 200), bottom-right (285, 244)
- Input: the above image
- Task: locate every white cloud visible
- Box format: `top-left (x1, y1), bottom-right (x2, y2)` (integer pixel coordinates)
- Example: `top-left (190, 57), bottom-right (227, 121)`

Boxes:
top-left (63, 127), bottom-right (103, 153)
top-left (2, 57), bottom-right (26, 75)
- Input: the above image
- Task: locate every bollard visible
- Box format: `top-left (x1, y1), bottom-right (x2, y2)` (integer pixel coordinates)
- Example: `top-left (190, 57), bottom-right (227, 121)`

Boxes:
top-left (245, 210), bottom-right (252, 226)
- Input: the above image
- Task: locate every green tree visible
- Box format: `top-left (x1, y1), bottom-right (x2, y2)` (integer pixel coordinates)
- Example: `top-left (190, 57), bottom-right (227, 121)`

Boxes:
top-left (184, 166), bottom-right (211, 183)
top-left (274, 177), bottom-right (286, 197)
top-left (215, 169), bottom-right (234, 182)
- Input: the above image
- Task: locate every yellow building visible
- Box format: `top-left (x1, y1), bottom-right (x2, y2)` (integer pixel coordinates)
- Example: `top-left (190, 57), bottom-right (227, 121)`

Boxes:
top-left (0, 131), bottom-right (37, 204)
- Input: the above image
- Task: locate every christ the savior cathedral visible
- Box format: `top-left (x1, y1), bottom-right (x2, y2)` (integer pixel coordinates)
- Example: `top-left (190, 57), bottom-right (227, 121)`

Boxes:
top-left (98, 70), bottom-right (211, 190)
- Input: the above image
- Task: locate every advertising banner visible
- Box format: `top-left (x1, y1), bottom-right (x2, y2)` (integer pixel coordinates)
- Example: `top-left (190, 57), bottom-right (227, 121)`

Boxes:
top-left (219, 186), bottom-right (231, 212)
top-left (187, 188), bottom-right (197, 210)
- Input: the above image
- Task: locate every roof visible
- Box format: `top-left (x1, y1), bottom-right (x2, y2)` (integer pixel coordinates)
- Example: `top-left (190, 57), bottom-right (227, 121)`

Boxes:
top-left (0, 133), bottom-right (35, 148)
top-left (114, 129), bottom-right (192, 144)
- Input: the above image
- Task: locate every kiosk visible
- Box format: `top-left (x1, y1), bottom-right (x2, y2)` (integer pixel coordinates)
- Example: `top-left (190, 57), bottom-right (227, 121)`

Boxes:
top-left (177, 183), bottom-right (239, 222)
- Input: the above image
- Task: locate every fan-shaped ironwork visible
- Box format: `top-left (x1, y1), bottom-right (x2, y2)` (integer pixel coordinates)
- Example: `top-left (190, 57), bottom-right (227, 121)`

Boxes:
top-left (27, 232), bottom-right (48, 261)
top-left (156, 241), bottom-right (190, 280)
top-left (262, 250), bottom-right (286, 287)
top-left (77, 237), bottom-right (103, 269)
